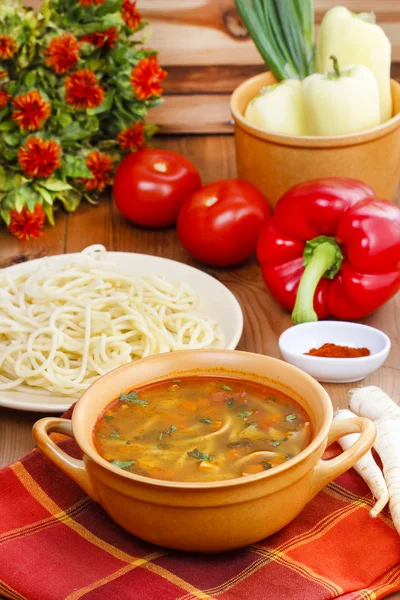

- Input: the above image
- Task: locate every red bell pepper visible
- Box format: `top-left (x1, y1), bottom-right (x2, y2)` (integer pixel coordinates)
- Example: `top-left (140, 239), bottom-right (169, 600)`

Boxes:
top-left (257, 178), bottom-right (400, 323)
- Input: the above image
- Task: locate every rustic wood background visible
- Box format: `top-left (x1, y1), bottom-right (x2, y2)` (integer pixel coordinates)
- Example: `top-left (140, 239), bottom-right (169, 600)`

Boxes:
top-left (26, 0), bottom-right (400, 134)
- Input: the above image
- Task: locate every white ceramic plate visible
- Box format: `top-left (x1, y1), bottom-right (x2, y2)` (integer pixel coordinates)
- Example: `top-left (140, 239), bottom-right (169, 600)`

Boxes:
top-left (0, 252), bottom-right (243, 413)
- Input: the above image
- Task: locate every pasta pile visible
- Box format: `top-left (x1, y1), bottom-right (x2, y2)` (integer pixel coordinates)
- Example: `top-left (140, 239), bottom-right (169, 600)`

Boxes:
top-left (0, 245), bottom-right (221, 397)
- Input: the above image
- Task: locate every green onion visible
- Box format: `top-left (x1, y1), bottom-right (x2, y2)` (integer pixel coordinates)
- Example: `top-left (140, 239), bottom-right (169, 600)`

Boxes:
top-left (200, 418), bottom-right (212, 424)
top-left (234, 0), bottom-right (315, 79)
top-left (226, 398), bottom-right (235, 407)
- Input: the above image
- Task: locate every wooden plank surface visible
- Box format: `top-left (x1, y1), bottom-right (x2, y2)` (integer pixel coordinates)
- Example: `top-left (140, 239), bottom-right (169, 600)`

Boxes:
top-left (138, 0), bottom-right (400, 65)
top-left (0, 134), bottom-right (399, 599)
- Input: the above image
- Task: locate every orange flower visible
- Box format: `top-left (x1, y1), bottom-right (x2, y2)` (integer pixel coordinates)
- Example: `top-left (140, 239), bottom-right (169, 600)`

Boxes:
top-left (0, 35), bottom-right (17, 60)
top-left (18, 137), bottom-right (61, 179)
top-left (80, 27), bottom-right (118, 49)
top-left (45, 33), bottom-right (80, 75)
top-left (9, 204), bottom-right (46, 241)
top-left (0, 71), bottom-right (7, 79)
top-left (130, 56), bottom-right (167, 101)
top-left (0, 88), bottom-right (11, 110)
top-left (12, 91), bottom-right (51, 131)
top-left (117, 122), bottom-right (146, 152)
top-left (80, 151), bottom-right (114, 192)
top-left (121, 0), bottom-right (141, 29)
top-left (65, 69), bottom-right (105, 109)
top-left (78, 0), bottom-right (104, 5)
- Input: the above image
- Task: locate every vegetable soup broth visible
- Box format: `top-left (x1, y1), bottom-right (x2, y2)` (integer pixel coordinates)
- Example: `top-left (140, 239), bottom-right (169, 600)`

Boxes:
top-left (93, 378), bottom-right (312, 482)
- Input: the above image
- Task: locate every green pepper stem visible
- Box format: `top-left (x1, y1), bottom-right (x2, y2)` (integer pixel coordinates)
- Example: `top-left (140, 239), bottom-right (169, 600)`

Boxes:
top-left (292, 238), bottom-right (343, 325)
top-left (329, 55), bottom-right (341, 78)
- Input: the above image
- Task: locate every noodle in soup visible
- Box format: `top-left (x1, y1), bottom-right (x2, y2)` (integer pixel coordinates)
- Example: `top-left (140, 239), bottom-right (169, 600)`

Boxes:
top-left (93, 377), bottom-right (312, 482)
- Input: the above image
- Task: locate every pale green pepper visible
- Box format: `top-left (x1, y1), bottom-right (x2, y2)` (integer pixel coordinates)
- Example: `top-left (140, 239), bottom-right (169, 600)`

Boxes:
top-left (244, 79), bottom-right (308, 136)
top-left (302, 56), bottom-right (381, 136)
top-left (317, 6), bottom-right (392, 123)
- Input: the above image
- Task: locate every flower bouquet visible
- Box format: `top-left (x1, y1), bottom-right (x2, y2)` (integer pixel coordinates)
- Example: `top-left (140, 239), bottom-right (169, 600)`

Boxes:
top-left (0, 0), bottom-right (166, 240)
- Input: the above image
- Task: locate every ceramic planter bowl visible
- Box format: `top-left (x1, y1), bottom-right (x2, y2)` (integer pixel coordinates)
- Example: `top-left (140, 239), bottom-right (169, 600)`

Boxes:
top-left (32, 350), bottom-right (375, 552)
top-left (231, 72), bottom-right (400, 207)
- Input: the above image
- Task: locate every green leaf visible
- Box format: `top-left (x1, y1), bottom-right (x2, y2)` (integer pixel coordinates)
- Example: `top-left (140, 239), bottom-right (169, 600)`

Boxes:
top-left (97, 0), bottom-right (123, 17)
top-left (109, 460), bottom-right (135, 470)
top-left (120, 391), bottom-right (148, 405)
top-left (24, 70), bottom-right (37, 88)
top-left (35, 185), bottom-right (53, 205)
top-left (41, 179), bottom-right (72, 192)
top-left (237, 410), bottom-right (254, 422)
top-left (4, 148), bottom-right (17, 161)
top-left (0, 120), bottom-right (16, 132)
top-left (58, 189), bottom-right (81, 212)
top-left (0, 166), bottom-right (11, 192)
top-left (217, 384), bottom-right (233, 391)
top-left (10, 185), bottom-right (41, 212)
top-left (43, 203), bottom-right (55, 226)
top-left (63, 122), bottom-right (88, 141)
top-left (86, 116), bottom-right (99, 132)
top-left (3, 132), bottom-right (21, 147)
top-left (87, 92), bottom-right (114, 116)
top-left (86, 58), bottom-right (105, 72)
top-left (62, 155), bottom-right (92, 179)
top-left (58, 112), bottom-right (73, 128)
top-left (0, 208), bottom-right (11, 226)
top-left (187, 448), bottom-right (214, 462)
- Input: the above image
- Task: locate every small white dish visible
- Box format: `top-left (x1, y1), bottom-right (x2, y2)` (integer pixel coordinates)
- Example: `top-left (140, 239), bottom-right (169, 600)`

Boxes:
top-left (278, 321), bottom-right (390, 383)
top-left (0, 252), bottom-right (243, 413)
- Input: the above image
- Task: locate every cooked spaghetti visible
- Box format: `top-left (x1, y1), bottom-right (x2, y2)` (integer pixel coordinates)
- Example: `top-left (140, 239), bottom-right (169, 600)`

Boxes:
top-left (93, 377), bottom-right (312, 482)
top-left (0, 246), bottom-right (222, 397)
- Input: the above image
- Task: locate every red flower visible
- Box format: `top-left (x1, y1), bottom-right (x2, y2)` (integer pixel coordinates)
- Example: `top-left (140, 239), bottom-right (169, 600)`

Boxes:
top-left (121, 0), bottom-right (141, 29)
top-left (9, 204), bottom-right (46, 241)
top-left (0, 88), bottom-right (11, 110)
top-left (0, 35), bottom-right (17, 59)
top-left (130, 56), bottom-right (167, 101)
top-left (45, 33), bottom-right (80, 75)
top-left (117, 122), bottom-right (146, 152)
top-left (80, 27), bottom-right (118, 49)
top-left (18, 137), bottom-right (61, 179)
top-left (12, 91), bottom-right (51, 131)
top-left (78, 0), bottom-right (104, 5)
top-left (65, 69), bottom-right (105, 109)
top-left (80, 151), bottom-right (114, 193)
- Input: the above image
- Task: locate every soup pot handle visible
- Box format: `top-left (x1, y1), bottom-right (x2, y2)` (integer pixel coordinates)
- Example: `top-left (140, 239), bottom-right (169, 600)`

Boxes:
top-left (309, 417), bottom-right (376, 500)
top-left (32, 417), bottom-right (98, 502)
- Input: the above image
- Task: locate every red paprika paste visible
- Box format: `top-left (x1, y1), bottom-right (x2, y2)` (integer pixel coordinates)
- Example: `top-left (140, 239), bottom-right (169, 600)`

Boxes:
top-left (306, 343), bottom-right (370, 358)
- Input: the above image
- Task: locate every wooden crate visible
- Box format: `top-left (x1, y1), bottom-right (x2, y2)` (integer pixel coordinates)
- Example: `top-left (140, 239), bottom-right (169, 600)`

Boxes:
top-left (24, 0), bottom-right (400, 133)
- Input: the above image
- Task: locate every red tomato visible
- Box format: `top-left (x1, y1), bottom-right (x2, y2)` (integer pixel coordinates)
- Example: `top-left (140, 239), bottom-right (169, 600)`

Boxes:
top-left (113, 149), bottom-right (201, 227)
top-left (177, 179), bottom-right (270, 267)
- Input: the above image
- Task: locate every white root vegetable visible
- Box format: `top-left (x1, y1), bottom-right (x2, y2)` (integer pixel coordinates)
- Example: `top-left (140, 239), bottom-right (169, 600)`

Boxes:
top-left (349, 386), bottom-right (400, 534)
top-left (333, 409), bottom-right (389, 517)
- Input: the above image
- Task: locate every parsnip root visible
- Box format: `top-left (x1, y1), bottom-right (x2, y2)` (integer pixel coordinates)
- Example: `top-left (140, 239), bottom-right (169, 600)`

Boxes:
top-left (333, 409), bottom-right (389, 517)
top-left (349, 386), bottom-right (400, 534)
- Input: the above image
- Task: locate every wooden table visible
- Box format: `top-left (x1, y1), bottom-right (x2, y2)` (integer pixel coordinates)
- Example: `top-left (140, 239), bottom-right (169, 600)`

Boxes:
top-left (0, 135), bottom-right (399, 599)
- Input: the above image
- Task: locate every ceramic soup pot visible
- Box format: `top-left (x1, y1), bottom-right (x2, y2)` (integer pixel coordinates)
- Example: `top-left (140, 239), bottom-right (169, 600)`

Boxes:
top-left (33, 350), bottom-right (375, 552)
top-left (231, 71), bottom-right (400, 206)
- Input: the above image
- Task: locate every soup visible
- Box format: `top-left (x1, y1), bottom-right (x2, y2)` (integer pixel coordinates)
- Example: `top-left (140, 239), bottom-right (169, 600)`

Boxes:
top-left (93, 377), bottom-right (312, 482)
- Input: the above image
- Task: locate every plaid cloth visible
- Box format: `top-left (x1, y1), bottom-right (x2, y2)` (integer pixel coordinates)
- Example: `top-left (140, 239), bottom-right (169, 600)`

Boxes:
top-left (0, 406), bottom-right (399, 600)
